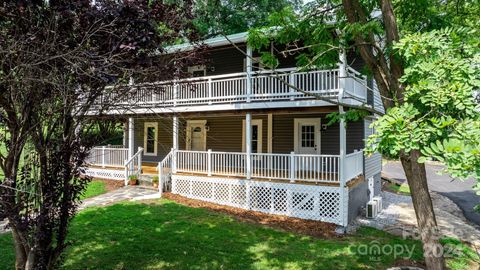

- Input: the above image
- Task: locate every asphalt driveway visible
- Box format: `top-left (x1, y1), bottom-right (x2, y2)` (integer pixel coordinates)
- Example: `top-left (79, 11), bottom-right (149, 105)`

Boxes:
top-left (382, 161), bottom-right (480, 226)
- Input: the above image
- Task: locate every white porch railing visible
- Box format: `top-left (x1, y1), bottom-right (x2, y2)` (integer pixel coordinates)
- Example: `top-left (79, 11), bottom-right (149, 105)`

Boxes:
top-left (83, 147), bottom-right (363, 186)
top-left (174, 149), bottom-right (363, 184)
top-left (104, 68), bottom-right (343, 108)
top-left (124, 147), bottom-right (143, 185)
top-left (85, 146), bottom-right (129, 167)
top-left (158, 149), bottom-right (174, 194)
top-left (344, 150), bottom-right (364, 181)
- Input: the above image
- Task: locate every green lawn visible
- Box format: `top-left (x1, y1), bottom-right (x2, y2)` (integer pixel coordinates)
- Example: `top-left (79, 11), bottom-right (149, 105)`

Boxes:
top-left (81, 180), bottom-right (108, 200)
top-left (0, 199), bottom-right (476, 270)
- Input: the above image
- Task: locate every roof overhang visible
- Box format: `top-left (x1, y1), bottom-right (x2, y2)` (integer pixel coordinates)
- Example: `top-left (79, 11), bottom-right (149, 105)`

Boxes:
top-left (165, 32), bottom-right (248, 54)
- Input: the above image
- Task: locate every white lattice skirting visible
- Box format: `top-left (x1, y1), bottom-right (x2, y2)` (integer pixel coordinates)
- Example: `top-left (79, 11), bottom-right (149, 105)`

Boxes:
top-left (81, 167), bottom-right (125, 181)
top-left (171, 175), bottom-right (349, 226)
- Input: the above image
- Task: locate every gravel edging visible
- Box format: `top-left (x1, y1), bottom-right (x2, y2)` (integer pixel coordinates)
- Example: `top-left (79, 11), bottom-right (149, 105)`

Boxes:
top-left (353, 191), bottom-right (480, 249)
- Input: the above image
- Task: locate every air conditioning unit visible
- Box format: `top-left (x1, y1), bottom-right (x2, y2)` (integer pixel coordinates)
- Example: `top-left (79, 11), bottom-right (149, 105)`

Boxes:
top-left (366, 200), bottom-right (378, 218)
top-left (373, 196), bottom-right (383, 212)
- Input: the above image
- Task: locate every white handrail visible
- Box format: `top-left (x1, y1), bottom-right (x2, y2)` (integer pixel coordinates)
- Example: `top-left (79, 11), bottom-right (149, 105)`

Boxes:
top-left (158, 149), bottom-right (174, 194)
top-left (125, 148), bottom-right (143, 166)
top-left (124, 147), bottom-right (143, 185)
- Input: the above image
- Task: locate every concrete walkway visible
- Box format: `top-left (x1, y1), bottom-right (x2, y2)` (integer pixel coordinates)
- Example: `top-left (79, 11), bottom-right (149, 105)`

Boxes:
top-left (383, 160), bottom-right (480, 226)
top-left (79, 186), bottom-right (159, 210)
top-left (1, 186), bottom-right (160, 234)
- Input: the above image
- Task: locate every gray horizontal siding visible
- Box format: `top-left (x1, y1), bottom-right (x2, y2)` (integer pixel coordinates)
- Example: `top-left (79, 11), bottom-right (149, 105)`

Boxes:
top-left (346, 120), bottom-right (364, 154)
top-left (129, 113), bottom-right (367, 163)
top-left (272, 113), bottom-right (339, 155)
top-left (373, 80), bottom-right (385, 114)
top-left (204, 45), bottom-right (297, 76)
top-left (364, 118), bottom-right (382, 179)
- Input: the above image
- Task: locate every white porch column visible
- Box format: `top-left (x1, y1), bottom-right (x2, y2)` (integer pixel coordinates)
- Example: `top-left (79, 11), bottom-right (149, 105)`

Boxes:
top-left (246, 44), bottom-right (253, 103)
top-left (245, 112), bottom-right (252, 179)
top-left (172, 115), bottom-right (179, 173)
top-left (339, 106), bottom-right (346, 185)
top-left (338, 49), bottom-right (347, 100)
top-left (128, 117), bottom-right (135, 158)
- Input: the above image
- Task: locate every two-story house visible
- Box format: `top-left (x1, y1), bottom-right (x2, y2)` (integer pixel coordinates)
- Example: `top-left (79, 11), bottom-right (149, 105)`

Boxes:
top-left (84, 32), bottom-right (384, 227)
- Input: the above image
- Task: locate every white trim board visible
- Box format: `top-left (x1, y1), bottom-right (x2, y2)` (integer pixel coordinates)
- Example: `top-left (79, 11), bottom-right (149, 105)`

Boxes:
top-left (95, 99), bottom-right (339, 116)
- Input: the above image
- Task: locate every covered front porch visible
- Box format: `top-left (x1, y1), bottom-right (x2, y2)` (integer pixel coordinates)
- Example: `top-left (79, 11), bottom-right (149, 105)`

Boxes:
top-left (83, 108), bottom-right (369, 226)
top-left (85, 108), bottom-right (366, 186)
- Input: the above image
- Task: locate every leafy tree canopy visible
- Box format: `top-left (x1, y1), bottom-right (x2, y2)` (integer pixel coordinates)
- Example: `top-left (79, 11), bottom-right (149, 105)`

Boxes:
top-left (193, 0), bottom-right (302, 37)
top-left (247, 5), bottom-right (480, 266)
top-left (367, 27), bottom-right (480, 182)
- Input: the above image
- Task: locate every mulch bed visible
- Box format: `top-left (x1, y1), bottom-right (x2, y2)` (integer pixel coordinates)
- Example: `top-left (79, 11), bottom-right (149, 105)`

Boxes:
top-left (162, 192), bottom-right (338, 239)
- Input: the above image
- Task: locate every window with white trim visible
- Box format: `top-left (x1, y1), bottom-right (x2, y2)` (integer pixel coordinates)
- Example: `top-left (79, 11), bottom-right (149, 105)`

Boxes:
top-left (144, 122), bottom-right (158, 156)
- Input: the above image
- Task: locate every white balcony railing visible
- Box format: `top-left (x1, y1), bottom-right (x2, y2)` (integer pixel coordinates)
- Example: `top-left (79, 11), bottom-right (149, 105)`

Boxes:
top-left (99, 68), bottom-right (348, 109)
top-left (345, 67), bottom-right (368, 101)
top-left (174, 149), bottom-right (363, 184)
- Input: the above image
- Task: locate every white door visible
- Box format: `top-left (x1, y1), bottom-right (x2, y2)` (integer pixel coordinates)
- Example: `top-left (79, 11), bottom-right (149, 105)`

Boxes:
top-left (294, 118), bottom-right (321, 154)
top-left (186, 120), bottom-right (206, 151)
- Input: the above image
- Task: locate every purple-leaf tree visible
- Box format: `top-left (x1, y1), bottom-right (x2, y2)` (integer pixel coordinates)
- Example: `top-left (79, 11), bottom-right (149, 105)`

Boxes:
top-left (0, 1), bottom-right (203, 269)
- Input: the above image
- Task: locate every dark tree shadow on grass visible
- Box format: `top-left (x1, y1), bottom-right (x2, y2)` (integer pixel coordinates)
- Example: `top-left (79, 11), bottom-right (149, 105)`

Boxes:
top-left (60, 201), bottom-right (423, 270)
top-left (1, 200), bottom-right (424, 269)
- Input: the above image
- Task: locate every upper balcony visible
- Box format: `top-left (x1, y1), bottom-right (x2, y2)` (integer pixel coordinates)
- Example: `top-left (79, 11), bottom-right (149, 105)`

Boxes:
top-left (94, 65), bottom-right (372, 115)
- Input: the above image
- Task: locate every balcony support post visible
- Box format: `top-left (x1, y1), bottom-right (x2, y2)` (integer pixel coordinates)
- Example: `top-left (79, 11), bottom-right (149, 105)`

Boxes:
top-left (128, 117), bottom-right (135, 173)
top-left (338, 49), bottom-right (347, 100)
top-left (245, 112), bottom-right (252, 179)
top-left (339, 106), bottom-right (346, 186)
top-left (128, 117), bottom-right (135, 159)
top-left (246, 44), bottom-right (253, 103)
top-left (172, 115), bottom-right (178, 174)
top-left (173, 82), bottom-right (179, 107)
top-left (289, 73), bottom-right (295, 100)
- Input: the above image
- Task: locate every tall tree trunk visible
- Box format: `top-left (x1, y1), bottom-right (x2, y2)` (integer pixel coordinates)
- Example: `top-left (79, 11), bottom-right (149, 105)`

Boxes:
top-left (12, 229), bottom-right (27, 270)
top-left (400, 150), bottom-right (446, 269)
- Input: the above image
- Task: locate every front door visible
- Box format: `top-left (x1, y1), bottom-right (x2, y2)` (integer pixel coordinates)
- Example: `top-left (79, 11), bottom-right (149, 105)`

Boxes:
top-left (186, 120), bottom-right (207, 151)
top-left (294, 118), bottom-right (321, 154)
